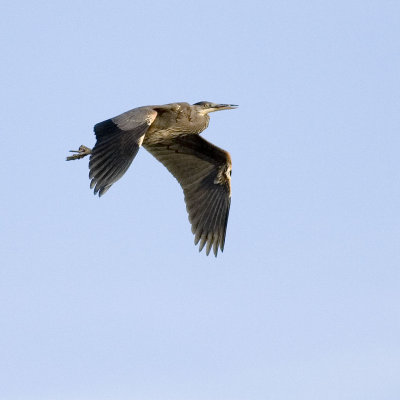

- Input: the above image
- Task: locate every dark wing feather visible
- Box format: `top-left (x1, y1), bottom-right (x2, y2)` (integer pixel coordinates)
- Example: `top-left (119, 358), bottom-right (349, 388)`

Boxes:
top-left (144, 134), bottom-right (232, 256)
top-left (89, 108), bottom-right (157, 196)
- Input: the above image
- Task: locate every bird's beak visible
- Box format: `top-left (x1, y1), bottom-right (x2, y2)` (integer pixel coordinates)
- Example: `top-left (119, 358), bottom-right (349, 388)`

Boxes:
top-left (213, 104), bottom-right (238, 111)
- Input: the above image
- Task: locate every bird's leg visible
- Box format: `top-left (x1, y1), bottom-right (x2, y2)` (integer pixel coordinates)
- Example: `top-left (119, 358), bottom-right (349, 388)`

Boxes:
top-left (66, 145), bottom-right (92, 161)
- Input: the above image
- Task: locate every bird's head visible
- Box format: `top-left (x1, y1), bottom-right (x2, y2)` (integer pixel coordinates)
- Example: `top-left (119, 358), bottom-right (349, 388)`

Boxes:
top-left (193, 101), bottom-right (238, 115)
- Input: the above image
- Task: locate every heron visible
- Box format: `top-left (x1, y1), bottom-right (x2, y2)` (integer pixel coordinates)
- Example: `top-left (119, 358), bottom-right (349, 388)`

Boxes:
top-left (66, 101), bottom-right (238, 256)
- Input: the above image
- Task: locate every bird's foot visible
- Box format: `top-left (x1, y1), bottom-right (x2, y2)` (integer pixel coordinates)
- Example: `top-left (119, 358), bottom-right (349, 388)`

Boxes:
top-left (66, 145), bottom-right (92, 161)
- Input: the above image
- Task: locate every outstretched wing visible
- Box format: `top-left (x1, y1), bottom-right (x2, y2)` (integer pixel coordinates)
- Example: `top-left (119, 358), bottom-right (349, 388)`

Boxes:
top-left (144, 134), bottom-right (232, 256)
top-left (89, 107), bottom-right (157, 196)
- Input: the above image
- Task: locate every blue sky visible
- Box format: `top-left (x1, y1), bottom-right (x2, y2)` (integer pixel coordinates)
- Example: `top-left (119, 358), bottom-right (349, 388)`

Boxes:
top-left (1, 1), bottom-right (399, 399)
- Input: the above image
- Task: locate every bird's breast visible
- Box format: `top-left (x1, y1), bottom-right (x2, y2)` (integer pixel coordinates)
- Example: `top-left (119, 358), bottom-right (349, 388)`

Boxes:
top-left (143, 113), bottom-right (209, 145)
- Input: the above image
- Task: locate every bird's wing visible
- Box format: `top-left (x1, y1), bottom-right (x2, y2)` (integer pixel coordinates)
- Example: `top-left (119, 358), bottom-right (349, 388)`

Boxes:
top-left (144, 134), bottom-right (232, 256)
top-left (89, 107), bottom-right (157, 196)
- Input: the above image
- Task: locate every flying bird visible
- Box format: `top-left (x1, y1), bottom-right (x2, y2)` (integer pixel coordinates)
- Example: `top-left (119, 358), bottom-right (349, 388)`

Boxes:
top-left (66, 101), bottom-right (237, 256)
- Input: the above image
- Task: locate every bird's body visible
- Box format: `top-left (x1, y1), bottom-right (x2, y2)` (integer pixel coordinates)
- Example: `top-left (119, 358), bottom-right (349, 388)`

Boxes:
top-left (145, 102), bottom-right (210, 142)
top-left (67, 101), bottom-right (237, 256)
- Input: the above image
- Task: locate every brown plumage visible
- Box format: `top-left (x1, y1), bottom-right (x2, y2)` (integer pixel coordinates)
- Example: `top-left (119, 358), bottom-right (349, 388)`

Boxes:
top-left (67, 101), bottom-right (237, 256)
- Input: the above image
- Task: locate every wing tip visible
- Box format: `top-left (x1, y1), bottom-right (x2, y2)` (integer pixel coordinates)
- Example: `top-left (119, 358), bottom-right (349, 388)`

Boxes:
top-left (194, 230), bottom-right (226, 257)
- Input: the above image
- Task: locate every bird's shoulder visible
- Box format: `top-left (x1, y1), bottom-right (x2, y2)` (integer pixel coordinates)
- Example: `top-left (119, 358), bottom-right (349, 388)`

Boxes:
top-left (152, 102), bottom-right (191, 112)
top-left (112, 106), bottom-right (158, 130)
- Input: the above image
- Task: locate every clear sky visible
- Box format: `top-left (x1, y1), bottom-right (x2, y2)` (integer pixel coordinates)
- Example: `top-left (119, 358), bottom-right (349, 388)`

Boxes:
top-left (1, 1), bottom-right (399, 399)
